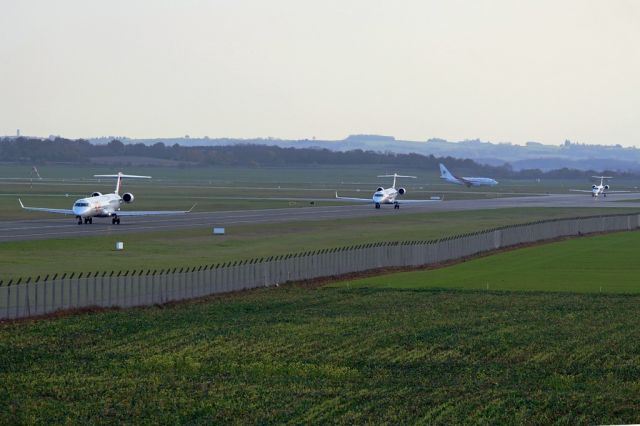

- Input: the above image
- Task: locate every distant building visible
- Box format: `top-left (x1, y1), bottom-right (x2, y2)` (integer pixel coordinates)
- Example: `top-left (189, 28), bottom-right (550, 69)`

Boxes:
top-left (16, 129), bottom-right (20, 137)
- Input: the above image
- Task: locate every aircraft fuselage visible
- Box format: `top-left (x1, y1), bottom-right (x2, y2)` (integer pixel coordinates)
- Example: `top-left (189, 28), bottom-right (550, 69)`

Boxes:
top-left (372, 188), bottom-right (399, 205)
top-left (441, 176), bottom-right (498, 187)
top-left (73, 193), bottom-right (124, 218)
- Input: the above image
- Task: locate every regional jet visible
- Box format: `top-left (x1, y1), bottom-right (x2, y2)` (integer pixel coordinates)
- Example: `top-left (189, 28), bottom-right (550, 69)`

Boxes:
top-left (335, 173), bottom-right (440, 209)
top-left (439, 163), bottom-right (498, 187)
top-left (19, 172), bottom-right (195, 224)
top-left (570, 176), bottom-right (629, 198)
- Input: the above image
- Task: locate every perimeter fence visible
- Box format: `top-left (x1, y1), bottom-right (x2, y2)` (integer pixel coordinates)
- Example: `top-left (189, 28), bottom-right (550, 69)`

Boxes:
top-left (2, 212), bottom-right (639, 320)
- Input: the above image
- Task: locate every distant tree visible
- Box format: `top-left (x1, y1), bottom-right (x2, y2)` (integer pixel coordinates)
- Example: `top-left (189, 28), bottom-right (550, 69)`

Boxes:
top-left (2, 137), bottom-right (638, 179)
top-left (107, 139), bottom-right (125, 155)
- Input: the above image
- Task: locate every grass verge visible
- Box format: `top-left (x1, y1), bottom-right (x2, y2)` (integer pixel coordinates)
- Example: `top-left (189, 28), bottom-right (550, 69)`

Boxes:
top-left (335, 230), bottom-right (640, 293)
top-left (2, 207), bottom-right (637, 280)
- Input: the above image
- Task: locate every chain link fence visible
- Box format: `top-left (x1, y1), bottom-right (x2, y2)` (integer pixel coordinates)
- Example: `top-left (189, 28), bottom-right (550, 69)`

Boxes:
top-left (1, 213), bottom-right (638, 320)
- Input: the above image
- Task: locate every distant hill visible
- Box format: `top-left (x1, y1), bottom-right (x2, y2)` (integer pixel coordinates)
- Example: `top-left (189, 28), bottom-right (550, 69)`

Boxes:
top-left (88, 135), bottom-right (640, 172)
top-left (509, 157), bottom-right (640, 172)
top-left (2, 136), bottom-right (639, 179)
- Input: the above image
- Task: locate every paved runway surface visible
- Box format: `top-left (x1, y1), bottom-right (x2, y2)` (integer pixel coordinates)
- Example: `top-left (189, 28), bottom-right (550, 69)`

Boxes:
top-left (2, 193), bottom-right (640, 242)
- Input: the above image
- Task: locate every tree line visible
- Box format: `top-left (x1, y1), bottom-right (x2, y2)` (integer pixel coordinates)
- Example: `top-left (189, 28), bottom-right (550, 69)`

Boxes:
top-left (1, 137), bottom-right (636, 179)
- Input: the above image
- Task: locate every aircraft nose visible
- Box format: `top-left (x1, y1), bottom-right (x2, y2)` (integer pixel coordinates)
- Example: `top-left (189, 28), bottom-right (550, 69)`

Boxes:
top-left (73, 206), bottom-right (89, 216)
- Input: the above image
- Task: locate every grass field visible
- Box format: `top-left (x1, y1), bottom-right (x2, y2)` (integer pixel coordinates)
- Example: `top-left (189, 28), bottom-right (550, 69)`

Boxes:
top-left (3, 165), bottom-right (640, 423)
top-left (2, 163), bottom-right (631, 220)
top-left (2, 288), bottom-right (640, 423)
top-left (3, 227), bottom-right (640, 423)
top-left (3, 163), bottom-right (638, 282)
top-left (335, 230), bottom-right (640, 293)
top-left (2, 207), bottom-right (638, 281)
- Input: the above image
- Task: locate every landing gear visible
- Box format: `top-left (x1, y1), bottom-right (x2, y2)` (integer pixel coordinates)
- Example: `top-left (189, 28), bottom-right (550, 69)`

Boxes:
top-left (83, 217), bottom-right (93, 224)
top-left (603, 193), bottom-right (607, 198)
top-left (375, 203), bottom-right (381, 209)
top-left (394, 202), bottom-right (400, 209)
top-left (111, 216), bottom-right (121, 225)
top-left (77, 216), bottom-right (82, 225)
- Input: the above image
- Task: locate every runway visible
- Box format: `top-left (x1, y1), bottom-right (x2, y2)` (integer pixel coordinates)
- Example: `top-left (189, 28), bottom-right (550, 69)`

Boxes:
top-left (1, 193), bottom-right (640, 242)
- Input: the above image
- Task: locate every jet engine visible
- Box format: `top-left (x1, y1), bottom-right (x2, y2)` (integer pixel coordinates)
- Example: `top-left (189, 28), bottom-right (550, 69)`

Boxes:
top-left (376, 187), bottom-right (384, 192)
top-left (592, 185), bottom-right (597, 190)
top-left (604, 185), bottom-right (610, 190)
top-left (398, 187), bottom-right (406, 195)
top-left (122, 192), bottom-right (135, 203)
top-left (91, 192), bottom-right (102, 197)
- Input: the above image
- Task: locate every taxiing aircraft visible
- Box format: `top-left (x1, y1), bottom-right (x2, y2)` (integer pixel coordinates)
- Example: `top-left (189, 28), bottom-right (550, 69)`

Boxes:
top-left (335, 173), bottom-right (440, 209)
top-left (570, 176), bottom-right (629, 198)
top-left (439, 163), bottom-right (498, 187)
top-left (19, 172), bottom-right (195, 224)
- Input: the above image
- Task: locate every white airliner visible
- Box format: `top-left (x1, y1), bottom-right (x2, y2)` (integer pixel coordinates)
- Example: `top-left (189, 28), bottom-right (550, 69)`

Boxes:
top-left (19, 172), bottom-right (195, 224)
top-left (439, 163), bottom-right (498, 187)
top-left (570, 176), bottom-right (629, 198)
top-left (335, 173), bottom-right (440, 209)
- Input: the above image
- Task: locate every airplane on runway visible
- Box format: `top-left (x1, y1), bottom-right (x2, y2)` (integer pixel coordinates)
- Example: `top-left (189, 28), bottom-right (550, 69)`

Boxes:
top-left (439, 163), bottom-right (498, 187)
top-left (19, 172), bottom-right (195, 224)
top-left (335, 173), bottom-right (440, 209)
top-left (570, 176), bottom-right (629, 198)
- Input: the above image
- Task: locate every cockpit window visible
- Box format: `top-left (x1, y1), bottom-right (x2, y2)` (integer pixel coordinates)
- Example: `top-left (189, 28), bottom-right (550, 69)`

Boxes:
top-left (74, 202), bottom-right (89, 207)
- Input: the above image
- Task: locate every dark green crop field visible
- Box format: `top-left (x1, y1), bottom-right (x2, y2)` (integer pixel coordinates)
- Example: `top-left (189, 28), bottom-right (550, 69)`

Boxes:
top-left (2, 287), bottom-right (640, 424)
top-left (337, 230), bottom-right (640, 293)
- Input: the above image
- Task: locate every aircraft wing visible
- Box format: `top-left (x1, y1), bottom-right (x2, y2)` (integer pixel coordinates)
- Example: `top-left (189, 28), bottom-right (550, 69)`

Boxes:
top-left (334, 193), bottom-right (441, 203)
top-left (458, 176), bottom-right (473, 186)
top-left (115, 204), bottom-right (197, 216)
top-left (605, 190), bottom-right (632, 193)
top-left (395, 199), bottom-right (441, 203)
top-left (334, 193), bottom-right (372, 202)
top-left (569, 189), bottom-right (594, 193)
top-left (18, 199), bottom-right (75, 215)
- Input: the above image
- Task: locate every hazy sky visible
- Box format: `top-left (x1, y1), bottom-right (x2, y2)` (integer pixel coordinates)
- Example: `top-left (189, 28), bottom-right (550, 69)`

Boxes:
top-left (1, 0), bottom-right (639, 145)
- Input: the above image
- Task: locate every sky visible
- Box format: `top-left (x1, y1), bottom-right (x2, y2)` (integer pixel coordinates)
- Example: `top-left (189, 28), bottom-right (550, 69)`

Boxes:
top-left (1, 0), bottom-right (639, 145)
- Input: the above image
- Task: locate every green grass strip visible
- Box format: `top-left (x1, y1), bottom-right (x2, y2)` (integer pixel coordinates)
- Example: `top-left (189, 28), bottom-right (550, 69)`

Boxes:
top-left (336, 230), bottom-right (640, 293)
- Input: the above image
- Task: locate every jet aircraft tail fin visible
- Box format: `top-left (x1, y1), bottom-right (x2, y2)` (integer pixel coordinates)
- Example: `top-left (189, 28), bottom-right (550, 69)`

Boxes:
top-left (439, 163), bottom-right (458, 182)
top-left (377, 173), bottom-right (416, 189)
top-left (94, 172), bottom-right (151, 195)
